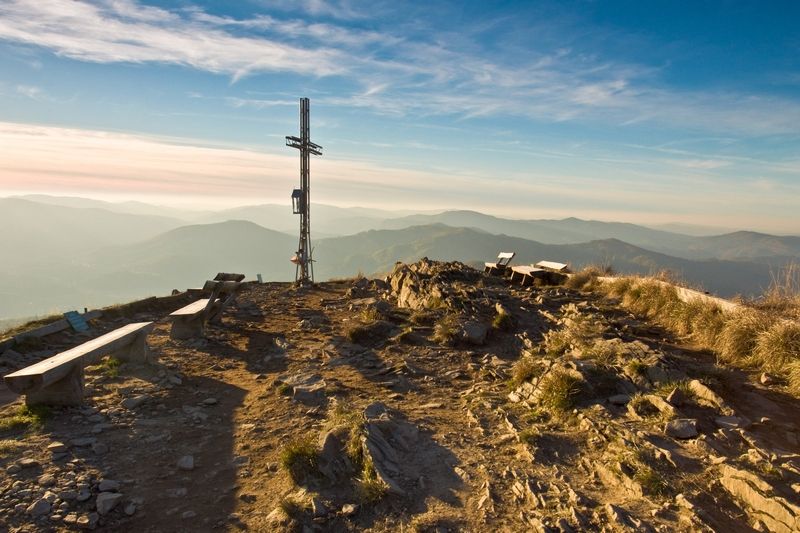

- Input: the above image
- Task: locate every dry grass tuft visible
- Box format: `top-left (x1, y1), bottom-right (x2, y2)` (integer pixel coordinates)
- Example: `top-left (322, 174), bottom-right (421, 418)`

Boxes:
top-left (280, 436), bottom-right (319, 484)
top-left (538, 369), bottom-right (583, 412)
top-left (591, 273), bottom-right (800, 397)
top-left (510, 356), bottom-right (542, 388)
top-left (752, 320), bottom-right (800, 372)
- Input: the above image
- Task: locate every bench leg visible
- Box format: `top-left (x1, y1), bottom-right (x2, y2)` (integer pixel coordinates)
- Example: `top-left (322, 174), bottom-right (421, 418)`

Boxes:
top-left (26, 365), bottom-right (84, 406)
top-left (113, 332), bottom-right (154, 363)
top-left (170, 317), bottom-right (205, 340)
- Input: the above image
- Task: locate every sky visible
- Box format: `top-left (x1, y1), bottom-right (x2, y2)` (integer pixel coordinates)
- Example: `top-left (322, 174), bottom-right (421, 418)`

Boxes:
top-left (0, 0), bottom-right (798, 233)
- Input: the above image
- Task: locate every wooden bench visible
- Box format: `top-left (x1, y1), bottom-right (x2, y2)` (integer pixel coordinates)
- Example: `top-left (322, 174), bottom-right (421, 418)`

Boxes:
top-left (484, 252), bottom-right (515, 275)
top-left (3, 322), bottom-right (155, 406)
top-left (509, 266), bottom-right (547, 286)
top-left (534, 260), bottom-right (569, 273)
top-left (169, 280), bottom-right (243, 339)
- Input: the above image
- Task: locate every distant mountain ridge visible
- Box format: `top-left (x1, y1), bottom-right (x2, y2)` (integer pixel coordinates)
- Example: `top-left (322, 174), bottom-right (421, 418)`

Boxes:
top-left (1, 195), bottom-right (796, 320)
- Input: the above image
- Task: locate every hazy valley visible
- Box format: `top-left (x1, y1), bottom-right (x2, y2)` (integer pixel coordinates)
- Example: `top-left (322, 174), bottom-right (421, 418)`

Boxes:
top-left (1, 195), bottom-right (797, 322)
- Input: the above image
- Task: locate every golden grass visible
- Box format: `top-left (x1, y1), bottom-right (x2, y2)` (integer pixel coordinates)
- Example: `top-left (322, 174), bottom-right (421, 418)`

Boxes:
top-left (592, 274), bottom-right (800, 396)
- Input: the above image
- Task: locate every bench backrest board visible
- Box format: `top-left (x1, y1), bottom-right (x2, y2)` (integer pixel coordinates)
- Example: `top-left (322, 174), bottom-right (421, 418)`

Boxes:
top-left (214, 273), bottom-right (245, 282)
top-left (4, 322), bottom-right (154, 394)
top-left (63, 311), bottom-right (89, 333)
top-left (535, 261), bottom-right (568, 272)
top-left (496, 252), bottom-right (515, 266)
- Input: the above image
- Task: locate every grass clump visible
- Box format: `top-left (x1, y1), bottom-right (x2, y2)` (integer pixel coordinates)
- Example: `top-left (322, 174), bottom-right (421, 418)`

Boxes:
top-left (509, 356), bottom-right (542, 388)
top-left (279, 436), bottom-right (319, 484)
top-left (625, 359), bottom-right (648, 378)
top-left (0, 439), bottom-right (24, 457)
top-left (356, 456), bottom-right (387, 503)
top-left (518, 428), bottom-right (539, 446)
top-left (538, 369), bottom-right (583, 412)
top-left (752, 320), bottom-right (800, 371)
top-left (634, 463), bottom-right (669, 497)
top-left (0, 405), bottom-right (50, 433)
top-left (98, 356), bottom-right (121, 378)
top-left (582, 339), bottom-right (621, 367)
top-left (492, 311), bottom-right (513, 332)
top-left (544, 307), bottom-right (606, 356)
top-left (565, 265), bottom-right (609, 291)
top-left (628, 393), bottom-right (660, 419)
top-left (360, 307), bottom-right (382, 323)
top-left (433, 313), bottom-right (460, 346)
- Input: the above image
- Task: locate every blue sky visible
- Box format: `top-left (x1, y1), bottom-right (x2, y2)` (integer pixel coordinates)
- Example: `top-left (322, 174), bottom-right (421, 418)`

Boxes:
top-left (0, 0), bottom-right (798, 232)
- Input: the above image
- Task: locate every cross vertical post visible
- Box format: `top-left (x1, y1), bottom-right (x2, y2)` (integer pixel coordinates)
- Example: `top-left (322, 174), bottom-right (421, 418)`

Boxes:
top-left (286, 98), bottom-right (322, 285)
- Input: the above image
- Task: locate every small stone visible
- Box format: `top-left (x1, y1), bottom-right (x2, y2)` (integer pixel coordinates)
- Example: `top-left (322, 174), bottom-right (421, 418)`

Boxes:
top-left (760, 372), bottom-right (775, 385)
top-left (47, 442), bottom-right (69, 454)
top-left (38, 474), bottom-right (56, 487)
top-left (77, 489), bottom-right (92, 502)
top-left (18, 458), bottom-right (40, 469)
top-left (60, 490), bottom-right (79, 501)
top-left (203, 398), bottom-right (218, 406)
top-left (665, 418), bottom-right (698, 439)
top-left (92, 442), bottom-right (110, 455)
top-left (341, 503), bottom-right (358, 516)
top-left (666, 387), bottom-right (688, 407)
top-left (96, 492), bottom-right (123, 515)
top-left (6, 464), bottom-right (21, 475)
top-left (98, 479), bottom-right (121, 492)
top-left (608, 394), bottom-right (631, 406)
top-left (177, 455), bottom-right (195, 471)
top-left (312, 496), bottom-right (327, 517)
top-left (715, 416), bottom-right (749, 430)
top-left (124, 502), bottom-right (137, 516)
top-left (63, 513), bottom-right (78, 525)
top-left (120, 394), bottom-right (151, 410)
top-left (181, 510), bottom-right (197, 519)
top-left (27, 498), bottom-right (51, 516)
top-left (70, 437), bottom-right (97, 447)
top-left (87, 414), bottom-right (104, 423)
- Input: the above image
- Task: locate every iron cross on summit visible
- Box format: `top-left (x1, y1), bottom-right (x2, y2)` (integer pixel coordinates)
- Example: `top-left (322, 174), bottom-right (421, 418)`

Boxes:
top-left (286, 98), bottom-right (323, 285)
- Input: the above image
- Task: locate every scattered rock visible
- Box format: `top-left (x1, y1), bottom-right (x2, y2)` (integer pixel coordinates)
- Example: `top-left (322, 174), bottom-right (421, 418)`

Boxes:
top-left (609, 394), bottom-right (631, 406)
top-left (202, 397), bottom-right (218, 406)
top-left (665, 419), bottom-right (699, 439)
top-left (666, 387), bottom-right (688, 407)
top-left (715, 416), bottom-right (749, 430)
top-left (70, 437), bottom-right (97, 447)
top-left (461, 320), bottom-right (489, 345)
top-left (98, 479), bottom-right (121, 492)
top-left (27, 498), bottom-right (51, 517)
top-left (96, 492), bottom-right (123, 515)
top-left (47, 441), bottom-right (68, 454)
top-left (177, 455), bottom-right (195, 471)
top-left (92, 442), bottom-right (110, 455)
top-left (120, 394), bottom-right (152, 410)
top-left (38, 473), bottom-right (56, 487)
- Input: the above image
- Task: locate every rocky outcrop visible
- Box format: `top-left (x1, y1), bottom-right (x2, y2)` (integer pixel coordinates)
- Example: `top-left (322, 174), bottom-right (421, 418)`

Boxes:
top-left (718, 464), bottom-right (800, 533)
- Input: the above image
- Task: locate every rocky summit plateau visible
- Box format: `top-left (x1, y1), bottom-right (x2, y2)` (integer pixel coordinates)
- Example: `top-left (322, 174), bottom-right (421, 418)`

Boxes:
top-left (1, 259), bottom-right (799, 532)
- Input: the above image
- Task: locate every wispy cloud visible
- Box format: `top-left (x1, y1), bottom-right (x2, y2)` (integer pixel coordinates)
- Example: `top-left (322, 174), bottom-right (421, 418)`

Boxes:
top-left (0, 1), bottom-right (799, 137)
top-left (0, 0), bottom-right (346, 80)
top-left (15, 84), bottom-right (45, 100)
top-left (0, 121), bottom-right (797, 232)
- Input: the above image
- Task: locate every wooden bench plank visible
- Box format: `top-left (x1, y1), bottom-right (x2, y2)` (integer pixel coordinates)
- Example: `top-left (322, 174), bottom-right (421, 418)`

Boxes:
top-left (4, 322), bottom-right (154, 394)
top-left (535, 260), bottom-right (568, 272)
top-left (510, 266), bottom-right (544, 276)
top-left (170, 299), bottom-right (211, 317)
